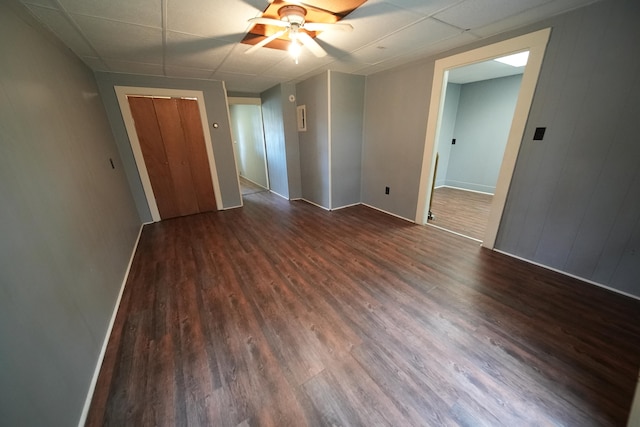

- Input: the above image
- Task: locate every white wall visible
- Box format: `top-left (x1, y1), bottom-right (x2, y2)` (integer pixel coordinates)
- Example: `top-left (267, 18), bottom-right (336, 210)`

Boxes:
top-left (229, 104), bottom-right (268, 188)
top-left (0, 3), bottom-right (140, 426)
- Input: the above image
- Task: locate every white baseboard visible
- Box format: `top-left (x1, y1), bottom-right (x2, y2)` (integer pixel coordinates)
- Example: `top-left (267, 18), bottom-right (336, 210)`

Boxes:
top-left (361, 203), bottom-right (414, 223)
top-left (221, 203), bottom-right (243, 210)
top-left (269, 190), bottom-right (289, 200)
top-left (440, 185), bottom-right (495, 196)
top-left (301, 198), bottom-right (330, 211)
top-left (493, 249), bottom-right (640, 302)
top-left (77, 223), bottom-right (145, 427)
top-left (331, 202), bottom-right (361, 211)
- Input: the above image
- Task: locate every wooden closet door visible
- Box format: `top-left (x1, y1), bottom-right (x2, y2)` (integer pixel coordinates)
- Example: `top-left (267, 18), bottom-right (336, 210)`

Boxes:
top-left (128, 96), bottom-right (181, 219)
top-left (127, 96), bottom-right (217, 219)
top-left (176, 99), bottom-right (217, 212)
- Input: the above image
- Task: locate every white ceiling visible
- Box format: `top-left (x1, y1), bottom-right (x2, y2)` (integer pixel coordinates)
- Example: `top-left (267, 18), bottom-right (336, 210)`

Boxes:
top-left (17, 0), bottom-right (598, 93)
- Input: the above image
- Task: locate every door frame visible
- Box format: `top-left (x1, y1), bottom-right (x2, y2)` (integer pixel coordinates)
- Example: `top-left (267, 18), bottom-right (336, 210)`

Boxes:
top-left (115, 86), bottom-right (223, 222)
top-left (415, 28), bottom-right (551, 248)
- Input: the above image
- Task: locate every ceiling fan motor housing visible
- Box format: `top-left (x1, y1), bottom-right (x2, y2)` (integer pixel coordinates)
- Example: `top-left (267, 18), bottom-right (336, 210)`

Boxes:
top-left (278, 5), bottom-right (307, 25)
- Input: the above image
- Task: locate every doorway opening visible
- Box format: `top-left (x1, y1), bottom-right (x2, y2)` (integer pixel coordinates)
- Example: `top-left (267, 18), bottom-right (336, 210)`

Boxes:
top-left (416, 28), bottom-right (551, 248)
top-left (227, 97), bottom-right (270, 199)
top-left (427, 59), bottom-right (526, 241)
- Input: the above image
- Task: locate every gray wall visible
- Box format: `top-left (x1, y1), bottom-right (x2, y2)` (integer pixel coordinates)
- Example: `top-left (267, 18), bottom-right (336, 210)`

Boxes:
top-left (362, 0), bottom-right (640, 297)
top-left (0, 3), bottom-right (140, 426)
top-left (446, 75), bottom-right (522, 193)
top-left (281, 83), bottom-right (302, 200)
top-left (496, 0), bottom-right (640, 296)
top-left (260, 83), bottom-right (301, 199)
top-left (95, 72), bottom-right (241, 221)
top-left (297, 72), bottom-right (330, 208)
top-left (435, 83), bottom-right (461, 187)
top-left (331, 72), bottom-right (365, 208)
top-left (229, 104), bottom-right (268, 188)
top-left (362, 64), bottom-right (432, 220)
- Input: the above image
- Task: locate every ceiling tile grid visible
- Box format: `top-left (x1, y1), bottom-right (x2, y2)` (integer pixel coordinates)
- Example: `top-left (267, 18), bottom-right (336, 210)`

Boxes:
top-left (16, 0), bottom-right (601, 92)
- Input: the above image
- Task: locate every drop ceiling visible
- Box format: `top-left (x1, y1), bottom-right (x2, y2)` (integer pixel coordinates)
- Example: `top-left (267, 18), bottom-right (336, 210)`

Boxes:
top-left (16, 0), bottom-right (599, 93)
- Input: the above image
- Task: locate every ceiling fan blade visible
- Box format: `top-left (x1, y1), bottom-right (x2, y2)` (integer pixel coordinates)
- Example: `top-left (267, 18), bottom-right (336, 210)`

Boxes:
top-left (244, 29), bottom-right (288, 54)
top-left (298, 32), bottom-right (326, 57)
top-left (304, 22), bottom-right (353, 32)
top-left (248, 17), bottom-right (289, 27)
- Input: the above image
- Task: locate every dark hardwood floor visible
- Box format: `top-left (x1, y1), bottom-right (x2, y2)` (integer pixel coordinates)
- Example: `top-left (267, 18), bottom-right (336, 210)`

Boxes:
top-left (428, 187), bottom-right (493, 241)
top-left (87, 190), bottom-right (640, 426)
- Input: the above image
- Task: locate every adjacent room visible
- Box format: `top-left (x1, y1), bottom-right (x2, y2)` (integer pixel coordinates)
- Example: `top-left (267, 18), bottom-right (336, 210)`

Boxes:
top-left (1, 0), bottom-right (639, 426)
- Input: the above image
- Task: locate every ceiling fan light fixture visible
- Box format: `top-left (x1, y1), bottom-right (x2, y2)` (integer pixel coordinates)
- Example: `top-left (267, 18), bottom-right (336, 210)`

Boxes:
top-left (289, 40), bottom-right (301, 64)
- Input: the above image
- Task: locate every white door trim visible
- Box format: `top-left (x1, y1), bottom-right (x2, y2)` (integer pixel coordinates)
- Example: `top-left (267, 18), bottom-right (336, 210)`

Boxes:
top-left (415, 28), bottom-right (551, 249)
top-left (115, 86), bottom-right (223, 222)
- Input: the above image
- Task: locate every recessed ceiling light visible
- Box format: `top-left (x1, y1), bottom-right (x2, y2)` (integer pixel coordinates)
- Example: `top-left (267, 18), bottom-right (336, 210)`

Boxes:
top-left (494, 51), bottom-right (529, 67)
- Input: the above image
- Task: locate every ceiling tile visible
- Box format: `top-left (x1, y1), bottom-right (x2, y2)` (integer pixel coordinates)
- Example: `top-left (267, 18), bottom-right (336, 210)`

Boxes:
top-left (25, 5), bottom-right (96, 57)
top-left (167, 0), bottom-right (261, 38)
top-left (165, 31), bottom-right (233, 69)
top-left (351, 18), bottom-right (462, 64)
top-left (434, 0), bottom-right (551, 30)
top-left (73, 14), bottom-right (163, 63)
top-left (471, 0), bottom-right (598, 38)
top-left (20, 0), bottom-right (56, 7)
top-left (323, 59), bottom-right (369, 74)
top-left (317, 2), bottom-right (425, 54)
top-left (58, 0), bottom-right (162, 28)
top-left (102, 58), bottom-right (164, 75)
top-left (216, 43), bottom-right (289, 74)
top-left (261, 53), bottom-right (331, 79)
top-left (212, 72), bottom-right (280, 93)
top-left (164, 65), bottom-right (215, 79)
top-left (382, 0), bottom-right (465, 17)
top-left (80, 56), bottom-right (109, 71)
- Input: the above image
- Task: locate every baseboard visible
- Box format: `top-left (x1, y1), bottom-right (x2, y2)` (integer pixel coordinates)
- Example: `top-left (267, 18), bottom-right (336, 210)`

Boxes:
top-left (441, 185), bottom-right (495, 196)
top-left (331, 202), bottom-right (361, 211)
top-left (493, 249), bottom-right (640, 302)
top-left (269, 190), bottom-right (289, 200)
top-left (77, 223), bottom-right (146, 427)
top-left (221, 203), bottom-right (243, 210)
top-left (301, 198), bottom-right (330, 211)
top-left (361, 203), bottom-right (414, 223)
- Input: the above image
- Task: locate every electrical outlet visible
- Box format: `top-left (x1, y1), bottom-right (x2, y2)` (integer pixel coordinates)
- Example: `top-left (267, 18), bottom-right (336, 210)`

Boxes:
top-left (452, 138), bottom-right (456, 145)
top-left (385, 186), bottom-right (390, 195)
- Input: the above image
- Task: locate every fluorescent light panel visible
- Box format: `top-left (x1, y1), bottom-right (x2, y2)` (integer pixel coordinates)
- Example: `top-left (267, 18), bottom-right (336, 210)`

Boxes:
top-left (494, 51), bottom-right (529, 67)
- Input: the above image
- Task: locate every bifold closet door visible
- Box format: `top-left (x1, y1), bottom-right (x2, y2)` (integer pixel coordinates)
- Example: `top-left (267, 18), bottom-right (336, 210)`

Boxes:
top-left (128, 96), bottom-right (217, 219)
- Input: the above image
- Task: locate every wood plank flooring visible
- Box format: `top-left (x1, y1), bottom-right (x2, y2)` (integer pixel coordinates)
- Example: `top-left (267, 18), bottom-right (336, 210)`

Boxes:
top-left (87, 190), bottom-right (640, 426)
top-left (428, 187), bottom-right (493, 241)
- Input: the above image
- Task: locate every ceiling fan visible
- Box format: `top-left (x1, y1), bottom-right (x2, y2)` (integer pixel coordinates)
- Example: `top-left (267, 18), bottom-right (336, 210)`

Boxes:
top-left (245, 4), bottom-right (353, 63)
